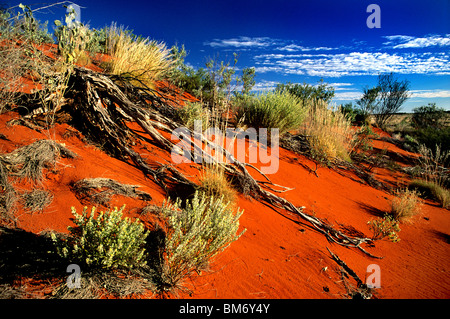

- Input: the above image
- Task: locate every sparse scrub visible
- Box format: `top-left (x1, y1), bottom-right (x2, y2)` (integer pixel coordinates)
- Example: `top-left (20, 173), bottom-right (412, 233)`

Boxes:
top-left (1, 4), bottom-right (53, 44)
top-left (409, 179), bottom-right (450, 209)
top-left (358, 73), bottom-right (410, 129)
top-left (390, 189), bottom-right (422, 221)
top-left (157, 191), bottom-right (245, 292)
top-left (0, 159), bottom-right (17, 224)
top-left (0, 40), bottom-right (29, 113)
top-left (103, 24), bottom-right (173, 89)
top-left (368, 214), bottom-right (401, 242)
top-left (234, 90), bottom-right (306, 136)
top-left (416, 144), bottom-right (449, 188)
top-left (54, 9), bottom-right (93, 65)
top-left (51, 205), bottom-right (149, 270)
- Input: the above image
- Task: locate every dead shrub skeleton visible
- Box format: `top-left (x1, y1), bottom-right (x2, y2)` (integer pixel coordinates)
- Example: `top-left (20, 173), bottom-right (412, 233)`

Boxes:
top-left (6, 63), bottom-right (381, 259)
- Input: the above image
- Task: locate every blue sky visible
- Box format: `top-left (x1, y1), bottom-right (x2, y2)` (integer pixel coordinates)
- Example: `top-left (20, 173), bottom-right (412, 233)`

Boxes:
top-left (8, 0), bottom-right (450, 111)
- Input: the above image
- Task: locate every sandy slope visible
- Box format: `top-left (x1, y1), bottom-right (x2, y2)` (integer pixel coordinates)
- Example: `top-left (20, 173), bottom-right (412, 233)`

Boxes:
top-left (0, 108), bottom-right (448, 299)
top-left (0, 43), bottom-right (448, 298)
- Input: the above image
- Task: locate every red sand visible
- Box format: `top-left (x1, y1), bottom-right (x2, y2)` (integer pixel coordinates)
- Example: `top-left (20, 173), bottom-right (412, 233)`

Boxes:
top-left (1, 108), bottom-right (449, 299)
top-left (0, 45), bottom-right (448, 299)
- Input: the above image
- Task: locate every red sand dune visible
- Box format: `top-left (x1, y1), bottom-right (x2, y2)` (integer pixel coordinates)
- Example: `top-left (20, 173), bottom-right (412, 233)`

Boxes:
top-left (1, 108), bottom-right (449, 299)
top-left (0, 44), bottom-right (448, 299)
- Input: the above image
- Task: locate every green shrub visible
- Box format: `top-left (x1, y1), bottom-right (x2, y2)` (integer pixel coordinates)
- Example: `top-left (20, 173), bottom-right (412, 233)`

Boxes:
top-left (411, 103), bottom-right (448, 130)
top-left (368, 214), bottom-right (401, 242)
top-left (275, 80), bottom-right (335, 104)
top-left (412, 128), bottom-right (450, 154)
top-left (176, 102), bottom-right (210, 130)
top-left (234, 91), bottom-right (306, 136)
top-left (2, 4), bottom-right (53, 44)
top-left (52, 205), bottom-right (149, 270)
top-left (390, 189), bottom-right (422, 221)
top-left (409, 179), bottom-right (450, 209)
top-left (159, 191), bottom-right (245, 290)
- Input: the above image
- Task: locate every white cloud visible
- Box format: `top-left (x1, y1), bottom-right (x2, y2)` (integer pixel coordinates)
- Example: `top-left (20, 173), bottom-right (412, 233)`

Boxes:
top-left (383, 34), bottom-right (450, 49)
top-left (204, 36), bottom-right (276, 48)
top-left (276, 44), bottom-right (336, 52)
top-left (253, 51), bottom-right (450, 77)
top-left (410, 89), bottom-right (450, 98)
top-left (204, 36), bottom-right (337, 52)
top-left (333, 91), bottom-right (362, 101)
top-left (252, 80), bottom-right (279, 92)
top-left (328, 82), bottom-right (354, 90)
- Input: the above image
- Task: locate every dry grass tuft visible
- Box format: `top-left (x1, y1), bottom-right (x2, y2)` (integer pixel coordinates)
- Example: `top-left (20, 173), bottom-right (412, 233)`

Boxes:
top-left (21, 189), bottom-right (53, 213)
top-left (0, 159), bottom-right (17, 224)
top-left (198, 165), bottom-right (237, 209)
top-left (104, 24), bottom-right (173, 90)
top-left (1, 140), bottom-right (76, 183)
top-left (72, 177), bottom-right (152, 205)
top-left (391, 189), bottom-right (422, 221)
top-left (409, 179), bottom-right (450, 209)
top-left (300, 100), bottom-right (355, 163)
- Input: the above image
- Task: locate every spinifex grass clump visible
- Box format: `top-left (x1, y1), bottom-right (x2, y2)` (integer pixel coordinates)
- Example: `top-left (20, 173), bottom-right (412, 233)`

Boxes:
top-left (104, 24), bottom-right (173, 90)
top-left (21, 189), bottom-right (53, 213)
top-left (176, 102), bottom-right (210, 131)
top-left (2, 139), bottom-right (76, 183)
top-left (198, 165), bottom-right (237, 210)
top-left (390, 189), bottom-right (422, 221)
top-left (416, 144), bottom-right (449, 188)
top-left (301, 100), bottom-right (355, 163)
top-left (234, 91), bottom-right (306, 136)
top-left (158, 191), bottom-right (245, 291)
top-left (52, 205), bottom-right (149, 270)
top-left (409, 179), bottom-right (450, 209)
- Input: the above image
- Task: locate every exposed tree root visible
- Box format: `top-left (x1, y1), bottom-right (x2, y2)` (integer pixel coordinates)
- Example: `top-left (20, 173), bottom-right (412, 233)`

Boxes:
top-left (11, 66), bottom-right (381, 258)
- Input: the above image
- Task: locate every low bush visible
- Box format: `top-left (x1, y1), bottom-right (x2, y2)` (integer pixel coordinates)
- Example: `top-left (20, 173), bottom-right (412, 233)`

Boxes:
top-left (234, 91), bottom-right (306, 136)
top-left (390, 189), bottom-right (422, 221)
top-left (51, 205), bottom-right (149, 270)
top-left (411, 103), bottom-right (448, 130)
top-left (368, 214), bottom-right (401, 242)
top-left (412, 128), bottom-right (450, 154)
top-left (158, 191), bottom-right (245, 291)
top-left (409, 179), bottom-right (450, 209)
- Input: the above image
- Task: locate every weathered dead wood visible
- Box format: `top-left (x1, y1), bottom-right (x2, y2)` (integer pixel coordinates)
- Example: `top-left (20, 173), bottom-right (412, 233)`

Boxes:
top-left (15, 66), bottom-right (380, 258)
top-left (326, 247), bottom-right (374, 299)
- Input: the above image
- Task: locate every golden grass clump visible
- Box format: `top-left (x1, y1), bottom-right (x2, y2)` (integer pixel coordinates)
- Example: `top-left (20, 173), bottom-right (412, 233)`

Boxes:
top-left (300, 100), bottom-right (355, 163)
top-left (391, 189), bottom-right (422, 221)
top-left (104, 24), bottom-right (173, 89)
top-left (198, 165), bottom-right (237, 209)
